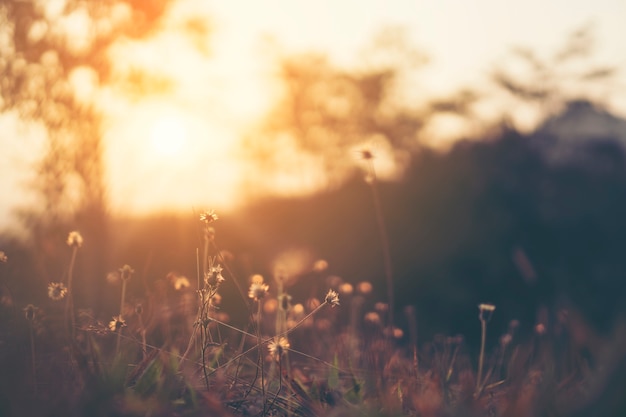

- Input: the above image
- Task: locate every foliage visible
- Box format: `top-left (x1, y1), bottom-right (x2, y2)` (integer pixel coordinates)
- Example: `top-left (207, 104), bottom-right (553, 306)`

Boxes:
top-left (491, 24), bottom-right (617, 128)
top-left (239, 30), bottom-right (477, 195)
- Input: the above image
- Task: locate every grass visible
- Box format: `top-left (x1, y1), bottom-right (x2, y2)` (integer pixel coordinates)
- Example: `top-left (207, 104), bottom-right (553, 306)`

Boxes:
top-left (0, 218), bottom-right (625, 417)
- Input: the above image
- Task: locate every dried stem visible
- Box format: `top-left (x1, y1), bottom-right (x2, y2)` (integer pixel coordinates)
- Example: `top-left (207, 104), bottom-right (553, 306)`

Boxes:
top-left (366, 157), bottom-right (394, 328)
top-left (65, 246), bottom-right (78, 341)
top-left (116, 278), bottom-right (127, 355)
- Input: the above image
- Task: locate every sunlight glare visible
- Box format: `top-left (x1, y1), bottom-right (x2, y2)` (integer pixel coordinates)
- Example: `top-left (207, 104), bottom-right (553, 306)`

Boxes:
top-left (149, 116), bottom-right (188, 156)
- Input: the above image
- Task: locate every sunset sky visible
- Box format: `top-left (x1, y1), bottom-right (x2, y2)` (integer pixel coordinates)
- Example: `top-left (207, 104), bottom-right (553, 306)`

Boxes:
top-left (1, 0), bottom-right (625, 231)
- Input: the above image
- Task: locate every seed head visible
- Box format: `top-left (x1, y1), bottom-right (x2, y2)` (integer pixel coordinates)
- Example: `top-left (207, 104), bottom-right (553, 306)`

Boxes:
top-left (167, 272), bottom-right (190, 290)
top-left (174, 276), bottom-right (190, 290)
top-left (248, 282), bottom-right (269, 301)
top-left (24, 304), bottom-right (37, 321)
top-left (47, 282), bottom-right (68, 301)
top-left (66, 231), bottom-right (83, 248)
top-left (479, 303), bottom-right (496, 312)
top-left (119, 264), bottom-right (134, 281)
top-left (268, 337), bottom-right (290, 360)
top-left (478, 303), bottom-right (496, 321)
top-left (205, 262), bottom-right (225, 287)
top-left (199, 210), bottom-right (218, 224)
top-left (324, 289), bottom-right (340, 307)
top-left (109, 315), bottom-right (126, 332)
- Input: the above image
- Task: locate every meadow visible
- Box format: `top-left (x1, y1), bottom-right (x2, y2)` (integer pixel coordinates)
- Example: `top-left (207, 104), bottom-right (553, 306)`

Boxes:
top-left (1, 206), bottom-right (625, 417)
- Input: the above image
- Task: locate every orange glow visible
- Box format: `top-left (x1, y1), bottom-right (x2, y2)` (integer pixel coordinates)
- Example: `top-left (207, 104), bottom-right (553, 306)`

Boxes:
top-left (148, 114), bottom-right (188, 157)
top-left (1, 0), bottom-right (625, 230)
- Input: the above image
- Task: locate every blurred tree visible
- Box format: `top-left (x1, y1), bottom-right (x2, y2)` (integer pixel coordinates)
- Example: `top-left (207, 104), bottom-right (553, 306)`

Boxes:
top-left (0, 0), bottom-right (174, 308)
top-left (491, 24), bottom-right (617, 129)
top-left (240, 28), bottom-right (477, 195)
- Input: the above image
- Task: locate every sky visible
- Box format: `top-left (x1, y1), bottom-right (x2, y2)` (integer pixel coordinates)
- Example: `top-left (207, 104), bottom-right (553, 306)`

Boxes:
top-left (1, 0), bottom-right (626, 232)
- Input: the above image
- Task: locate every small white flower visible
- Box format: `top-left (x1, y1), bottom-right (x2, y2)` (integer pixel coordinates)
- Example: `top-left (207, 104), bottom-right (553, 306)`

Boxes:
top-left (66, 231), bottom-right (83, 248)
top-left (199, 210), bottom-right (218, 224)
top-left (24, 304), bottom-right (37, 321)
top-left (109, 315), bottom-right (126, 331)
top-left (324, 289), bottom-right (340, 307)
top-left (119, 265), bottom-right (134, 281)
top-left (248, 282), bottom-right (269, 301)
top-left (478, 303), bottom-right (496, 321)
top-left (205, 262), bottom-right (225, 286)
top-left (478, 303), bottom-right (496, 312)
top-left (174, 276), bottom-right (190, 290)
top-left (47, 282), bottom-right (68, 301)
top-left (268, 337), bottom-right (290, 360)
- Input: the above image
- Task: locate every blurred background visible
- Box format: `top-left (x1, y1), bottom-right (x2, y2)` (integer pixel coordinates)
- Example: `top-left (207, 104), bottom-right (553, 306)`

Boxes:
top-left (1, 0), bottom-right (626, 343)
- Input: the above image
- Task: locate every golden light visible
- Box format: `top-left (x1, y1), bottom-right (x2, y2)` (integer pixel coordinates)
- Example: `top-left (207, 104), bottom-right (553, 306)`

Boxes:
top-left (148, 115), bottom-right (188, 157)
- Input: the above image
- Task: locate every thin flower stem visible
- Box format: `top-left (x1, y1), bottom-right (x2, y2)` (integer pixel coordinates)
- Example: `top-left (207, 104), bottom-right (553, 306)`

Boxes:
top-left (201, 326), bottom-right (210, 391)
top-left (209, 240), bottom-right (253, 380)
top-left (29, 323), bottom-right (37, 395)
top-left (476, 318), bottom-right (487, 395)
top-left (138, 315), bottom-right (147, 360)
top-left (367, 159), bottom-right (394, 328)
top-left (446, 344), bottom-right (460, 382)
top-left (201, 291), bottom-right (209, 390)
top-left (211, 240), bottom-right (251, 313)
top-left (267, 357), bottom-right (283, 414)
top-left (207, 301), bottom-right (330, 376)
top-left (180, 249), bottom-right (203, 365)
top-left (65, 246), bottom-right (78, 341)
top-left (257, 300), bottom-right (266, 415)
top-left (116, 279), bottom-right (127, 355)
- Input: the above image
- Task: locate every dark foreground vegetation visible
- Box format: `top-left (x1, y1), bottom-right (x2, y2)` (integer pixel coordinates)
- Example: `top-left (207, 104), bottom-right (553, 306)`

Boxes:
top-left (2, 124), bottom-right (626, 416)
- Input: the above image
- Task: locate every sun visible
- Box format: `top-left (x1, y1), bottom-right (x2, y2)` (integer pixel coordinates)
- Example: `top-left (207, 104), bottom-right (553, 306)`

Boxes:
top-left (149, 115), bottom-right (188, 156)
